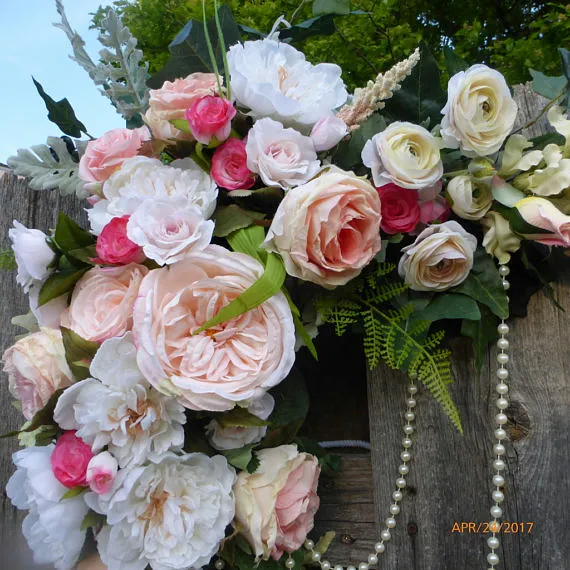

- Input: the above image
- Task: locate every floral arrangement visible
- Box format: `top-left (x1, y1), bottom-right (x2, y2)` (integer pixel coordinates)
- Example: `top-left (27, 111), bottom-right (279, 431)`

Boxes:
top-left (3, 2), bottom-right (570, 570)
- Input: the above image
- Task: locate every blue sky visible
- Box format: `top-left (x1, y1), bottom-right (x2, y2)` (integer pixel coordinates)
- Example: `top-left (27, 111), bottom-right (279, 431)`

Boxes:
top-left (0, 1), bottom-right (122, 163)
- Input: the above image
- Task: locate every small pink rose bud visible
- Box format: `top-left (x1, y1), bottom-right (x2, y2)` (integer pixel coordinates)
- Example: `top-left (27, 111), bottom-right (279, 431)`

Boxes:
top-left (86, 451), bottom-right (118, 495)
top-left (211, 138), bottom-right (256, 190)
top-left (419, 195), bottom-right (451, 225)
top-left (95, 216), bottom-right (145, 265)
top-left (310, 115), bottom-right (348, 152)
top-left (185, 95), bottom-right (236, 145)
top-left (50, 431), bottom-right (93, 488)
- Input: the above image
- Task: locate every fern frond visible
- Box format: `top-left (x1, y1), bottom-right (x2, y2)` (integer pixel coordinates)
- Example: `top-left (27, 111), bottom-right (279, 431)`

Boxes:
top-left (319, 300), bottom-right (360, 337)
top-left (407, 319), bottom-right (430, 337)
top-left (364, 281), bottom-right (409, 304)
top-left (363, 309), bottom-right (385, 369)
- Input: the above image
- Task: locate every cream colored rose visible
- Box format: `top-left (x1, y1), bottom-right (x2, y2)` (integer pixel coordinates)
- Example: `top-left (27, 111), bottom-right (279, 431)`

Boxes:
top-left (447, 175), bottom-right (492, 220)
top-left (481, 211), bottom-right (521, 264)
top-left (233, 445), bottom-right (320, 560)
top-left (514, 196), bottom-right (570, 246)
top-left (2, 328), bottom-right (72, 420)
top-left (361, 121), bottom-right (443, 189)
top-left (441, 64), bottom-right (517, 157)
top-left (398, 221), bottom-right (477, 291)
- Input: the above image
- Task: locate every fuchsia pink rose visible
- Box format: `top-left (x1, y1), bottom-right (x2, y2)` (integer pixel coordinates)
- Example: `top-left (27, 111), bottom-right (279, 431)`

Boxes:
top-left (50, 431), bottom-right (94, 488)
top-left (86, 451), bottom-right (118, 495)
top-left (78, 127), bottom-right (150, 185)
top-left (419, 195), bottom-right (451, 225)
top-left (95, 215), bottom-right (145, 265)
top-left (377, 183), bottom-right (420, 234)
top-left (185, 95), bottom-right (236, 145)
top-left (211, 138), bottom-right (256, 190)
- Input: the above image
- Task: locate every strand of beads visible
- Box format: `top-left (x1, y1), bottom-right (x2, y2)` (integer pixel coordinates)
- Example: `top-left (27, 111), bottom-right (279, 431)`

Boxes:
top-left (486, 263), bottom-right (511, 569)
top-left (296, 376), bottom-right (419, 570)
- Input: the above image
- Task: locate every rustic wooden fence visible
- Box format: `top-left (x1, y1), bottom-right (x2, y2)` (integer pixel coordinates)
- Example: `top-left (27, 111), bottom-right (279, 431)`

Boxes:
top-left (1, 85), bottom-right (569, 569)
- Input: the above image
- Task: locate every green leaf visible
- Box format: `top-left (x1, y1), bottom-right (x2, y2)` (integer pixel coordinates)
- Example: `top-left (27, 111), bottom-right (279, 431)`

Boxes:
top-left (216, 407), bottom-right (270, 429)
top-left (313, 0), bottom-right (351, 16)
top-left (279, 15), bottom-right (337, 43)
top-left (418, 293), bottom-right (481, 322)
top-left (558, 47), bottom-right (570, 107)
top-left (229, 186), bottom-right (284, 215)
top-left (54, 212), bottom-right (96, 253)
top-left (493, 202), bottom-right (553, 235)
top-left (67, 245), bottom-right (97, 265)
top-left (461, 304), bottom-right (499, 371)
top-left (453, 249), bottom-right (509, 319)
top-left (384, 41), bottom-right (446, 128)
top-left (295, 436), bottom-right (340, 474)
top-left (529, 69), bottom-right (567, 101)
top-left (443, 46), bottom-right (468, 76)
top-left (491, 179), bottom-right (526, 207)
top-left (80, 511), bottom-right (106, 531)
top-left (530, 131), bottom-right (565, 150)
top-left (268, 369), bottom-right (309, 427)
top-left (222, 444), bottom-right (256, 470)
top-left (214, 205), bottom-right (266, 237)
top-left (226, 224), bottom-right (266, 263)
top-left (38, 268), bottom-right (87, 306)
top-left (61, 486), bottom-right (87, 501)
top-left (333, 114), bottom-right (386, 170)
top-left (282, 288), bottom-right (318, 360)
top-left (61, 327), bottom-right (99, 381)
top-left (32, 77), bottom-right (87, 137)
top-left (169, 118), bottom-right (191, 133)
top-left (0, 248), bottom-right (17, 271)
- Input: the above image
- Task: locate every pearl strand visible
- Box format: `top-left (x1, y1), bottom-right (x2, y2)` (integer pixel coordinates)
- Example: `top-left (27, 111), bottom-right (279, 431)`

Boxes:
top-left (485, 264), bottom-right (511, 569)
top-left (293, 377), bottom-right (419, 570)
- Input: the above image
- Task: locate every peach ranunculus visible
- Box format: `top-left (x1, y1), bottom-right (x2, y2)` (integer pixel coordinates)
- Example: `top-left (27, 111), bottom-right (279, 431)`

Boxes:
top-left (233, 444), bottom-right (320, 561)
top-left (2, 328), bottom-right (73, 420)
top-left (60, 263), bottom-right (148, 343)
top-left (144, 73), bottom-right (219, 140)
top-left (132, 245), bottom-right (295, 411)
top-left (514, 196), bottom-right (570, 246)
top-left (78, 127), bottom-right (150, 187)
top-left (262, 167), bottom-right (382, 288)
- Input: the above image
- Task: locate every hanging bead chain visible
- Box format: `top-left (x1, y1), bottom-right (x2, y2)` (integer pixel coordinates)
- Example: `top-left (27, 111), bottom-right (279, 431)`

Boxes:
top-left (485, 263), bottom-right (511, 569)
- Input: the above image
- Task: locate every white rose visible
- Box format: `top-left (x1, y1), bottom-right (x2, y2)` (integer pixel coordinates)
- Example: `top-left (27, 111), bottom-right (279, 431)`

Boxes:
top-left (9, 221), bottom-right (55, 292)
top-left (481, 211), bottom-right (521, 264)
top-left (398, 220), bottom-right (477, 291)
top-left (441, 64), bottom-right (518, 156)
top-left (310, 114), bottom-right (348, 151)
top-left (6, 445), bottom-right (89, 570)
top-left (246, 118), bottom-right (320, 189)
top-left (362, 121), bottom-right (443, 189)
top-left (228, 38), bottom-right (347, 128)
top-left (447, 175), bottom-right (492, 220)
top-left (87, 453), bottom-right (235, 570)
top-left (88, 156), bottom-right (218, 235)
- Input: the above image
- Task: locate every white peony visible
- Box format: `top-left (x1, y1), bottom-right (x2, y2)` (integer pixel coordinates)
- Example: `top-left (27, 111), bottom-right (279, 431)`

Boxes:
top-left (6, 445), bottom-right (89, 570)
top-left (54, 333), bottom-right (186, 467)
top-left (246, 118), bottom-right (320, 189)
top-left (88, 156), bottom-right (218, 234)
top-left (362, 121), bottom-right (443, 189)
top-left (228, 38), bottom-right (347, 129)
top-left (9, 221), bottom-right (55, 292)
top-left (87, 453), bottom-right (236, 570)
top-left (127, 198), bottom-right (214, 265)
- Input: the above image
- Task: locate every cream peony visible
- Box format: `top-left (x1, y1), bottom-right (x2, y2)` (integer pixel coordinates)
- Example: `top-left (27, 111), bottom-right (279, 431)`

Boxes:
top-left (263, 167), bottom-right (382, 288)
top-left (361, 121), bottom-right (443, 189)
top-left (245, 118), bottom-right (320, 189)
top-left (233, 444), bottom-right (320, 560)
top-left (398, 221), bottom-right (477, 291)
top-left (133, 245), bottom-right (295, 411)
top-left (514, 196), bottom-right (570, 246)
top-left (441, 64), bottom-right (517, 156)
top-left (3, 328), bottom-right (72, 420)
top-left (60, 263), bottom-right (148, 343)
top-left (481, 211), bottom-right (521, 264)
top-left (447, 175), bottom-right (492, 220)
top-left (87, 453), bottom-right (235, 570)
top-left (228, 38), bottom-right (347, 128)
top-left (54, 334), bottom-right (185, 467)
top-left (88, 156), bottom-right (218, 235)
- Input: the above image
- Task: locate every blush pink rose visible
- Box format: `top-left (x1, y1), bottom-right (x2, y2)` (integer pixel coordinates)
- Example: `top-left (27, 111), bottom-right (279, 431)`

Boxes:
top-left (132, 245), bottom-right (295, 411)
top-left (419, 194), bottom-right (451, 225)
top-left (144, 73), bottom-right (219, 140)
top-left (86, 451), bottom-right (118, 495)
top-left (78, 127), bottom-right (150, 185)
top-left (263, 166), bottom-right (382, 288)
top-left (515, 197), bottom-right (570, 246)
top-left (185, 95), bottom-right (236, 145)
top-left (50, 431), bottom-right (94, 488)
top-left (95, 215), bottom-right (145, 265)
top-left (233, 445), bottom-right (320, 560)
top-left (377, 183), bottom-right (420, 234)
top-left (61, 263), bottom-right (148, 343)
top-left (211, 138), bottom-right (256, 190)
top-left (2, 328), bottom-right (72, 420)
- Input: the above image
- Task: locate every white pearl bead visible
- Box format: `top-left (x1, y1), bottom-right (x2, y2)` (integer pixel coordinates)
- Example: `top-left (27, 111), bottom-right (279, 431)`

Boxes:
top-left (403, 425), bottom-right (414, 435)
top-left (368, 554), bottom-right (378, 564)
top-left (285, 558), bottom-right (295, 569)
top-left (358, 563), bottom-right (369, 570)
top-left (493, 474), bottom-right (505, 487)
top-left (497, 353), bottom-right (509, 365)
top-left (497, 338), bottom-right (509, 350)
top-left (375, 542), bottom-right (386, 553)
top-left (335, 566), bottom-right (344, 570)
top-left (390, 504), bottom-right (400, 515)
top-left (491, 506), bottom-right (503, 518)
top-left (380, 529), bottom-right (391, 541)
top-left (398, 464), bottom-right (409, 475)
top-left (396, 477), bottom-right (406, 488)
top-left (348, 566), bottom-right (356, 570)
top-left (493, 459), bottom-right (506, 471)
top-left (214, 560), bottom-right (225, 570)
top-left (496, 383), bottom-right (509, 395)
top-left (496, 368), bottom-right (509, 380)
top-left (311, 551), bottom-right (321, 562)
top-left (401, 451), bottom-right (411, 462)
top-left (321, 562), bottom-right (331, 570)
top-left (402, 437), bottom-right (413, 448)
top-left (496, 398), bottom-right (509, 410)
top-left (494, 428), bottom-right (507, 440)
top-left (495, 413), bottom-right (508, 425)
top-left (498, 323), bottom-right (509, 335)
top-left (386, 517), bottom-right (396, 528)
top-left (304, 540), bottom-right (314, 550)
top-left (406, 398), bottom-right (417, 408)
top-left (502, 279), bottom-right (510, 290)
top-left (405, 411), bottom-right (415, 422)
top-left (499, 265), bottom-right (510, 276)
top-left (408, 384), bottom-right (418, 394)
top-left (492, 490), bottom-right (504, 503)
top-left (487, 552), bottom-right (499, 565)
top-left (393, 490), bottom-right (403, 502)
top-left (494, 443), bottom-right (505, 455)
top-left (487, 536), bottom-right (500, 549)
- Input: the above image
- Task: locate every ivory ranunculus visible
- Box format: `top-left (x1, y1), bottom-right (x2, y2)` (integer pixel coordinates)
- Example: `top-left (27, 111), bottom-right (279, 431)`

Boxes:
top-left (233, 444), bottom-right (320, 560)
top-left (481, 211), bottom-right (521, 264)
top-left (447, 175), bottom-right (492, 220)
top-left (2, 328), bottom-right (72, 420)
top-left (398, 221), bottom-right (477, 291)
top-left (263, 167), bottom-right (382, 288)
top-left (441, 64), bottom-right (518, 156)
top-left (361, 122), bottom-right (443, 189)
top-left (514, 197), bottom-right (570, 246)
top-left (132, 245), bottom-right (295, 411)
top-left (60, 263), bottom-right (148, 343)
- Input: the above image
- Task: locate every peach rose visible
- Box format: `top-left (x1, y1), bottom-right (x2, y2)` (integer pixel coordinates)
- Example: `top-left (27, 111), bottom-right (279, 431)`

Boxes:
top-left (514, 196), bottom-right (570, 246)
top-left (61, 263), bottom-right (148, 342)
top-left (78, 127), bottom-right (150, 186)
top-left (2, 328), bottom-right (72, 420)
top-left (233, 445), bottom-right (320, 560)
top-left (132, 245), bottom-right (295, 411)
top-left (262, 167), bottom-right (382, 288)
top-left (144, 73), bottom-right (219, 140)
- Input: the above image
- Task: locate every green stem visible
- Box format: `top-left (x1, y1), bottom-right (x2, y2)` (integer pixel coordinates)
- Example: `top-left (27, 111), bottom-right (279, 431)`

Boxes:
top-left (443, 169), bottom-right (469, 178)
top-left (202, 0), bottom-right (223, 97)
top-left (213, 0), bottom-right (231, 100)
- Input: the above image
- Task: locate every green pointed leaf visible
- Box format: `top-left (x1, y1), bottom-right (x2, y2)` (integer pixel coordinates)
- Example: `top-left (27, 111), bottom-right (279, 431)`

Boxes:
top-left (67, 245), bottom-right (97, 265)
top-left (268, 369), bottom-right (309, 427)
top-left (32, 77), bottom-right (87, 137)
top-left (222, 444), bottom-right (256, 470)
top-left (443, 47), bottom-right (468, 76)
top-left (169, 118), bottom-right (192, 133)
top-left (313, 0), bottom-right (351, 16)
top-left (418, 293), bottom-right (481, 322)
top-left (226, 225), bottom-right (266, 263)
top-left (493, 202), bottom-right (553, 235)
top-left (54, 212), bottom-right (96, 253)
top-left (38, 268), bottom-right (88, 306)
top-left (214, 205), bottom-right (266, 238)
top-left (61, 486), bottom-right (87, 501)
top-left (529, 69), bottom-right (567, 101)
top-left (61, 327), bottom-right (99, 381)
top-left (216, 407), bottom-right (270, 429)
